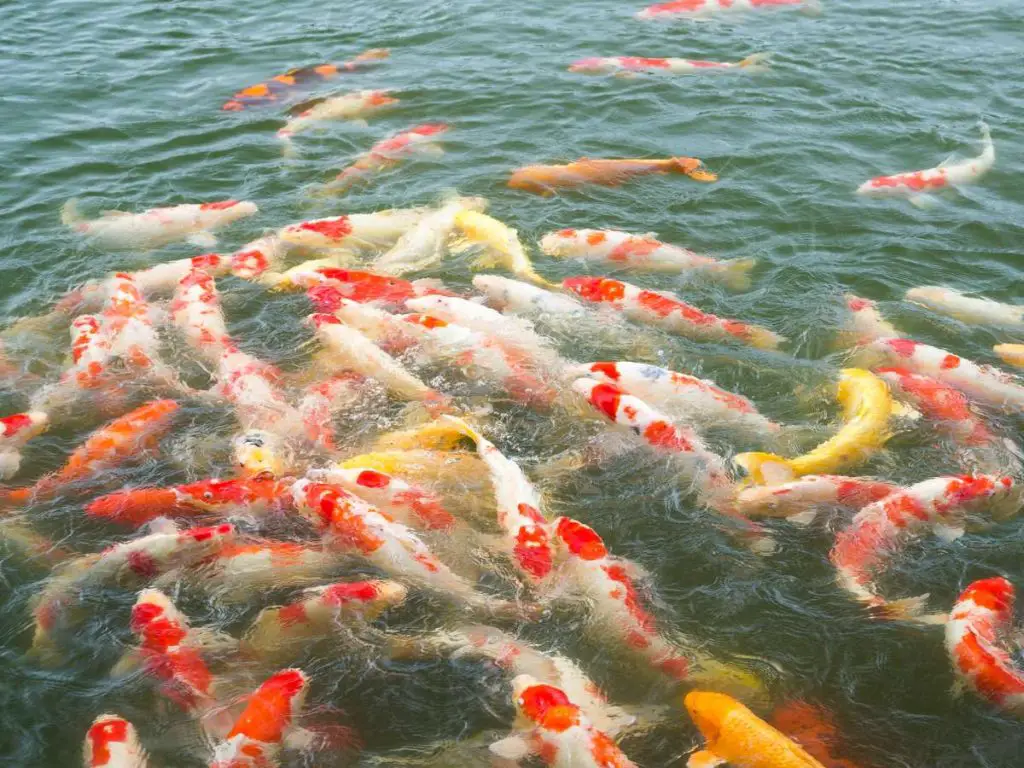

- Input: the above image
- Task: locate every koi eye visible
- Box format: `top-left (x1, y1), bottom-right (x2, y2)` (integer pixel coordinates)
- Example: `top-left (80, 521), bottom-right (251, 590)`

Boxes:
top-left (203, 492), bottom-right (214, 501)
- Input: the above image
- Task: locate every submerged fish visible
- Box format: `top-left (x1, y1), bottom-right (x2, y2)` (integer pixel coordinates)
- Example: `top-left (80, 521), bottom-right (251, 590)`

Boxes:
top-left (508, 156), bottom-right (716, 195)
top-left (277, 209), bottom-right (427, 254)
top-left (838, 295), bottom-right (900, 347)
top-left (856, 123), bottom-right (994, 207)
top-left (373, 196), bottom-right (484, 275)
top-left (638, 0), bottom-right (820, 19)
top-left (994, 344), bottom-right (1024, 369)
top-left (905, 285), bottom-right (1024, 330)
top-left (569, 53), bottom-right (770, 75)
top-left (277, 89), bottom-right (398, 148)
top-left (734, 475), bottom-right (897, 524)
top-left (330, 124), bottom-right (450, 191)
top-left (876, 367), bottom-right (994, 447)
top-left (452, 210), bottom-right (554, 288)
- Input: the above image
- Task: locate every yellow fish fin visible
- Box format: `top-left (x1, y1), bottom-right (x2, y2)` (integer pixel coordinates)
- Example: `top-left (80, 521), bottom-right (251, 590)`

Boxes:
top-left (688, 749), bottom-right (726, 768)
top-left (373, 419), bottom-right (473, 451)
top-left (732, 452), bottom-right (795, 485)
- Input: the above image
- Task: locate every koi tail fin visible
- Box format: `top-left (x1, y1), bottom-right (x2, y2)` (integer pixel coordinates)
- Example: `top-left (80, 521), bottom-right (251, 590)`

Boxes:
top-left (978, 121), bottom-right (994, 165)
top-left (737, 53), bottom-right (771, 71)
top-left (279, 133), bottom-right (299, 159)
top-left (710, 257), bottom-right (757, 291)
top-left (874, 594), bottom-right (946, 624)
top-left (746, 325), bottom-right (785, 351)
top-left (61, 198), bottom-right (84, 227)
top-left (733, 452), bottom-right (795, 485)
top-left (674, 157), bottom-right (718, 182)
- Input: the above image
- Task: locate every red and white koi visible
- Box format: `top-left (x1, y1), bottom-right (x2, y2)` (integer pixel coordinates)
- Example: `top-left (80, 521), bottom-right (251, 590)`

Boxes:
top-left (373, 196), bottom-right (485, 275)
top-left (229, 236), bottom-right (288, 281)
top-left (488, 675), bottom-right (638, 767)
top-left (876, 367), bottom-right (993, 446)
top-left (841, 294), bottom-right (900, 346)
top-left (563, 276), bottom-right (783, 350)
top-left (945, 576), bottom-right (1024, 716)
top-left (277, 89), bottom-right (398, 146)
top-left (637, 0), bottom-right (820, 19)
top-left (100, 273), bottom-right (181, 386)
top-left (197, 540), bottom-right (338, 603)
top-left (330, 123), bottom-right (450, 191)
top-left (905, 286), bottom-right (1024, 331)
top-left (441, 416), bottom-right (555, 584)
top-left (472, 274), bottom-right (588, 319)
top-left (570, 53), bottom-right (770, 75)
top-left (297, 373), bottom-right (369, 450)
top-left (215, 347), bottom-right (305, 436)
top-left (830, 475), bottom-right (1016, 618)
top-left (292, 269), bottom-right (448, 312)
top-left (865, 337), bottom-right (1024, 410)
top-left (276, 208), bottom-right (427, 254)
top-left (571, 378), bottom-right (732, 502)
top-left (84, 714), bottom-right (148, 768)
top-left (61, 199), bottom-right (257, 250)
top-left (87, 475), bottom-right (293, 527)
top-left (540, 229), bottom-right (755, 290)
top-left (209, 668), bottom-right (309, 768)
top-left (243, 580), bottom-right (408, 661)
top-left (308, 466), bottom-right (456, 531)
top-left (0, 411), bottom-right (49, 480)
top-left (857, 123), bottom-right (994, 207)
top-left (734, 475), bottom-right (898, 524)
top-left (569, 361), bottom-right (780, 437)
top-left (170, 265), bottom-right (233, 364)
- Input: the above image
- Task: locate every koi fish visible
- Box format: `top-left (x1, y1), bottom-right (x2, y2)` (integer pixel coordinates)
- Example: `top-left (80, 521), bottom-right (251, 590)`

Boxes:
top-left (286, 270), bottom-right (446, 312)
top-left (570, 53), bottom-right (770, 75)
top-left (472, 274), bottom-right (587, 319)
top-left (221, 48), bottom-right (390, 110)
top-left (830, 475), bottom-right (1015, 619)
top-left (571, 378), bottom-right (733, 503)
top-left (905, 286), bottom-right (1024, 330)
top-left (838, 295), bottom-right (900, 347)
top-left (856, 123), bottom-right (994, 207)
top-left (508, 156), bottom-right (716, 195)
top-left (276, 208), bottom-right (427, 254)
top-left (229, 236), bottom-right (289, 281)
top-left (488, 675), bottom-right (638, 767)
top-left (373, 196), bottom-right (485, 275)
top-left (685, 690), bottom-right (826, 768)
top-left (233, 429), bottom-right (291, 479)
top-left (876, 367), bottom-right (993, 446)
top-left (734, 475), bottom-right (898, 524)
top-left (87, 475), bottom-right (293, 527)
top-left (0, 411), bottom-right (49, 480)
top-left (198, 540), bottom-right (338, 603)
top-left (452, 210), bottom-right (554, 288)
top-left (61, 199), bottom-right (257, 250)
top-left (308, 313), bottom-right (444, 404)
top-left (769, 700), bottom-right (862, 768)
top-left (563, 276), bottom-right (783, 350)
top-left (995, 344), bottom-right (1024, 369)
top-left (3, 400), bottom-right (179, 508)
top-left (84, 714), bottom-right (148, 768)
top-left (734, 369), bottom-right (893, 485)
top-left (441, 416), bottom-right (555, 583)
top-left (569, 361), bottom-right (780, 437)
top-left (215, 347), bottom-right (305, 437)
top-left (540, 228), bottom-right (755, 290)
top-left (330, 123), bottom-right (450, 191)
top-left (243, 580), bottom-right (408, 662)
top-left (297, 373), bottom-right (369, 450)
top-left (308, 466), bottom-right (456, 531)
top-left (277, 90), bottom-right (398, 148)
top-left (170, 265), bottom-right (232, 364)
top-left (208, 669), bottom-right (310, 768)
top-left (122, 252), bottom-right (229, 298)
top-left (945, 576), bottom-right (1024, 716)
top-left (864, 337), bottom-right (1024, 410)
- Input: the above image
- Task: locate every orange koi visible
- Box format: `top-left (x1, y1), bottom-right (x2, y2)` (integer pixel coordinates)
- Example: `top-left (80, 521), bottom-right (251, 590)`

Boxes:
top-left (508, 156), bottom-right (716, 195)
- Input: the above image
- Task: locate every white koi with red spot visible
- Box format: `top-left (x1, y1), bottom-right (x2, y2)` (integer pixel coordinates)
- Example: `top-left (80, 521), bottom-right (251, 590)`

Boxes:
top-left (830, 475), bottom-right (1016, 618)
top-left (277, 208), bottom-right (427, 253)
top-left (472, 275), bottom-right (588, 318)
top-left (440, 416), bottom-right (555, 584)
top-left (170, 265), bottom-right (232, 364)
top-left (569, 361), bottom-right (779, 437)
top-left (876, 367), bottom-right (994, 446)
top-left (569, 53), bottom-right (770, 75)
top-left (230, 235), bottom-right (288, 280)
top-left (215, 347), bottom-right (305, 436)
top-left (945, 576), bottom-right (1024, 716)
top-left (734, 475), bottom-right (898, 523)
top-left (540, 228), bottom-right (755, 290)
top-left (841, 294), bottom-right (900, 345)
top-left (197, 540), bottom-right (338, 604)
top-left (373, 197), bottom-right (486, 275)
top-left (571, 377), bottom-right (732, 502)
top-left (552, 516), bottom-right (691, 680)
top-left (330, 123), bottom-right (450, 191)
top-left (98, 273), bottom-right (181, 387)
top-left (563, 276), bottom-right (783, 350)
top-left (637, 0), bottom-right (821, 20)
top-left (61, 199), bottom-right (257, 250)
top-left (0, 411), bottom-right (49, 480)
top-left (866, 337), bottom-right (1024, 410)
top-left (857, 124), bottom-right (993, 207)
top-left (297, 373), bottom-right (369, 450)
top-left (277, 89), bottom-right (398, 147)
top-left (906, 286), bottom-right (1024, 331)
top-left (308, 466), bottom-right (457, 531)
top-left (84, 714), bottom-right (148, 768)
top-left (488, 675), bottom-right (638, 767)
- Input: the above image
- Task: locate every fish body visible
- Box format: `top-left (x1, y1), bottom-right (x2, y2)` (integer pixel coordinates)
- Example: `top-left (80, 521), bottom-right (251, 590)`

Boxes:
top-left (509, 157), bottom-right (716, 195)
top-left (684, 690), bottom-right (826, 768)
top-left (945, 576), bottom-right (1024, 716)
top-left (200, 540), bottom-right (337, 602)
top-left (0, 411), bottom-right (49, 480)
top-left (129, 252), bottom-right (229, 297)
top-left (84, 714), bottom-right (148, 768)
top-left (876, 367), bottom-right (992, 446)
top-left (472, 274), bottom-right (587, 318)
top-left (277, 89), bottom-right (398, 141)
top-left (215, 347), bottom-right (305, 436)
top-left (570, 54), bottom-right (769, 75)
top-left (856, 124), bottom-right (994, 206)
top-left (830, 475), bottom-right (1015, 616)
top-left (553, 517), bottom-right (691, 680)
top-left (734, 369), bottom-right (892, 484)
top-left (563, 276), bottom-right (782, 349)
top-left (277, 209), bottom-right (427, 253)
top-left (570, 361), bottom-right (780, 436)
top-left (209, 669), bottom-right (309, 768)
top-left (995, 344), bottom-right (1024, 369)
top-left (62, 199), bottom-right (256, 250)
top-left (308, 466), bottom-right (456, 531)
top-left (230, 236), bottom-right (289, 281)
top-left (571, 378), bottom-right (732, 502)
top-left (297, 373), bottom-right (368, 450)
top-left (244, 580), bottom-right (408, 661)
top-left (221, 48), bottom-right (390, 110)
top-left (170, 266), bottom-right (233, 364)
top-left (541, 228), bottom-right (754, 289)
top-left (905, 286), bottom-right (1024, 330)
top-left (98, 273), bottom-right (181, 387)
top-left (491, 675), bottom-right (638, 767)
top-left (734, 475), bottom-right (897, 522)
top-left (453, 210), bottom-right (553, 287)
top-left (866, 337), bottom-right (1024, 410)
top-left (332, 124), bottom-right (449, 190)
top-left (841, 295), bottom-right (900, 345)
top-left (441, 417), bottom-right (554, 583)
top-left (373, 196), bottom-right (484, 275)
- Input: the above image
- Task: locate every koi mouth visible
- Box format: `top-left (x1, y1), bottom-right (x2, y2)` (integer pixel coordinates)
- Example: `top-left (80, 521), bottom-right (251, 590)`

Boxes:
top-left (687, 168), bottom-right (719, 182)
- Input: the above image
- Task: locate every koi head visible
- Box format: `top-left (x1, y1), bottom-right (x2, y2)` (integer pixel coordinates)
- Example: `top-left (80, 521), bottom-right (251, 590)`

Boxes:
top-left (130, 588), bottom-right (189, 650)
top-left (957, 576), bottom-right (1014, 615)
top-left (226, 668), bottom-right (309, 744)
top-left (84, 714), bottom-right (145, 768)
top-left (0, 411), bottom-right (49, 443)
top-left (231, 237), bottom-right (281, 280)
top-left (554, 517), bottom-right (608, 561)
top-left (177, 476), bottom-right (283, 510)
top-left (280, 216), bottom-right (354, 247)
top-left (538, 229), bottom-right (580, 256)
top-left (178, 523), bottom-right (235, 555)
top-left (568, 58), bottom-right (607, 73)
top-left (684, 690), bottom-right (738, 745)
top-left (87, 488), bottom-right (186, 526)
top-left (674, 157), bottom-right (717, 182)
top-left (233, 429), bottom-right (289, 478)
top-left (315, 579), bottom-right (409, 615)
top-left (562, 276), bottom-right (625, 303)
top-left (200, 200), bottom-right (258, 222)
top-left (511, 675), bottom-right (581, 732)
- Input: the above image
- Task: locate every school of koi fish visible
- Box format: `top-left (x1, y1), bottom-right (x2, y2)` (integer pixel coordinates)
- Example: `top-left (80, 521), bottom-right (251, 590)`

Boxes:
top-left (1, 2), bottom-right (1020, 767)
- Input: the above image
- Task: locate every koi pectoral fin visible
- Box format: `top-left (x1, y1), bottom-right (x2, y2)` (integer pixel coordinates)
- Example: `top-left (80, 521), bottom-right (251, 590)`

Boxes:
top-left (908, 193), bottom-right (940, 209)
top-left (187, 231), bottom-right (218, 249)
top-left (688, 749), bottom-right (726, 768)
top-left (489, 734), bottom-right (534, 761)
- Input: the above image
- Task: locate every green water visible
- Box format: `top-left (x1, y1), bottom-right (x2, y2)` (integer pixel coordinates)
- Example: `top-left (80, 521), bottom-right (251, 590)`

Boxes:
top-left (2, 0), bottom-right (1024, 765)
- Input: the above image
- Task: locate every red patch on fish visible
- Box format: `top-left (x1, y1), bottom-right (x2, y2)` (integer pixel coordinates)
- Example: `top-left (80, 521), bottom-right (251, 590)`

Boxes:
top-left (127, 551), bottom-right (158, 579)
top-left (589, 361), bottom-right (620, 380)
top-left (87, 718), bottom-right (129, 767)
top-left (322, 582), bottom-right (381, 604)
top-left (514, 525), bottom-right (553, 579)
top-left (608, 238), bottom-right (660, 262)
top-left (643, 420), bottom-right (693, 452)
top-left (518, 684), bottom-right (579, 732)
top-left (199, 200), bottom-right (238, 211)
top-left (941, 354), bottom-right (961, 369)
top-left (619, 56), bottom-right (671, 69)
top-left (298, 217), bottom-right (353, 240)
top-left (555, 517), bottom-right (608, 560)
top-left (564, 277), bottom-right (625, 304)
top-left (1, 413), bottom-right (33, 438)
top-left (356, 470), bottom-right (391, 489)
top-left (886, 338), bottom-right (919, 357)
top-left (278, 602), bottom-right (309, 627)
top-left (588, 382), bottom-right (623, 421)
